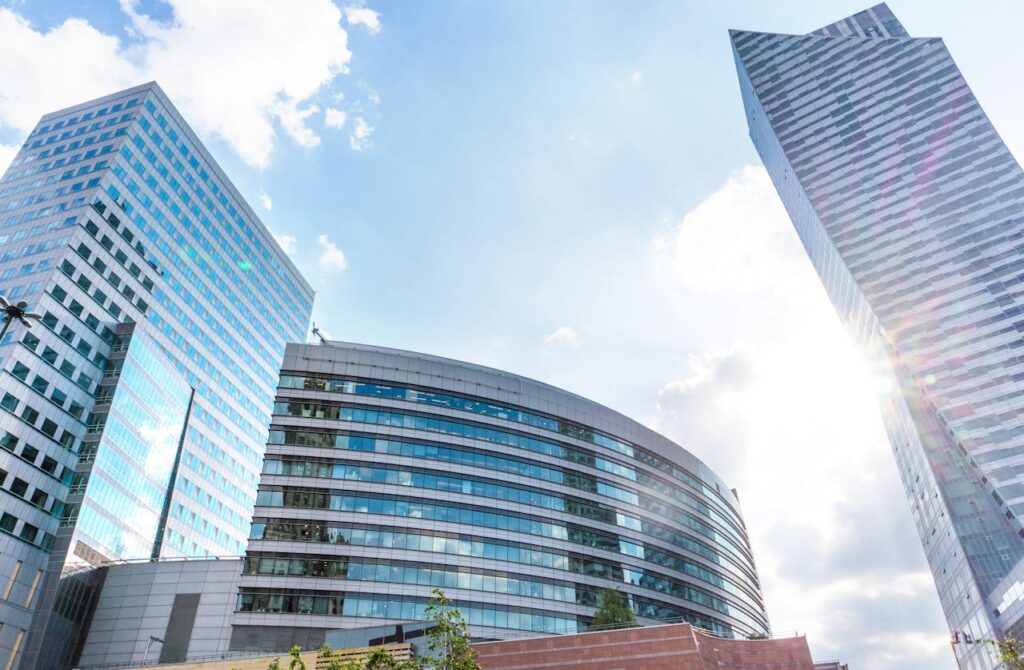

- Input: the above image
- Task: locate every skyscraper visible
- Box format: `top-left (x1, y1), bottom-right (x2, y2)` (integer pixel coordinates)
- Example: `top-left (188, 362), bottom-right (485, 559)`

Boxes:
top-left (231, 342), bottom-right (769, 651)
top-left (732, 5), bottom-right (1024, 669)
top-left (0, 83), bottom-right (314, 669)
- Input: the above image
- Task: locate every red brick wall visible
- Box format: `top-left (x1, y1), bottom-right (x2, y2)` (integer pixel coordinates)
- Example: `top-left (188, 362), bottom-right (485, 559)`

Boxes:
top-left (474, 623), bottom-right (815, 670)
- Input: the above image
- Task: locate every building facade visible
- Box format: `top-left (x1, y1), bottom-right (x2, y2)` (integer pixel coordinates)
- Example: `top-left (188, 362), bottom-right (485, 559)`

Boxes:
top-left (473, 623), bottom-right (817, 670)
top-left (0, 83), bottom-right (314, 669)
top-left (76, 557), bottom-right (242, 668)
top-left (232, 341), bottom-right (769, 652)
top-left (732, 4), bottom-right (1024, 668)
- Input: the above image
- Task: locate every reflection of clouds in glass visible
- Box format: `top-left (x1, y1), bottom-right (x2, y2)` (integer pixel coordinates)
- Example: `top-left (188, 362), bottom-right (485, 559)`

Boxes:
top-left (139, 418), bottom-right (183, 478)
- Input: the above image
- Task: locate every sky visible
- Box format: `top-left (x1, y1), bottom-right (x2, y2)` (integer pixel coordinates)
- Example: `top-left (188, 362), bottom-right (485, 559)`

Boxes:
top-left (3, 1), bottom-right (1024, 668)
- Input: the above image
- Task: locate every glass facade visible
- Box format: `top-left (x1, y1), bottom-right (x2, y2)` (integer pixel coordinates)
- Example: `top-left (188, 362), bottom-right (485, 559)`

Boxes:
top-left (732, 4), bottom-right (1024, 669)
top-left (232, 342), bottom-right (769, 651)
top-left (0, 83), bottom-right (313, 670)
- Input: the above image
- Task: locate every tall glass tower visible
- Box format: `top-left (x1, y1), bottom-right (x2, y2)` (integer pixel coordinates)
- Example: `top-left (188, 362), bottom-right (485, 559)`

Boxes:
top-left (0, 83), bottom-right (314, 669)
top-left (732, 5), bottom-right (1024, 669)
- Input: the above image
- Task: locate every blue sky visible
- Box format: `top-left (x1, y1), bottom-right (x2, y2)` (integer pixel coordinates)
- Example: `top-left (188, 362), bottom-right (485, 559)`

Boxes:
top-left (4, 1), bottom-right (1024, 668)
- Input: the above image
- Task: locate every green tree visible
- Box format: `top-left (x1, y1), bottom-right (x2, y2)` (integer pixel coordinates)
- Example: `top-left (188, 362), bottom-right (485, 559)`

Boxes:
top-left (287, 645), bottom-right (306, 670)
top-left (590, 588), bottom-right (636, 630)
top-left (422, 589), bottom-right (480, 670)
top-left (267, 658), bottom-right (282, 670)
top-left (365, 646), bottom-right (421, 669)
top-left (982, 637), bottom-right (1024, 669)
top-left (318, 643), bottom-right (358, 670)
top-left (318, 641), bottom-right (421, 670)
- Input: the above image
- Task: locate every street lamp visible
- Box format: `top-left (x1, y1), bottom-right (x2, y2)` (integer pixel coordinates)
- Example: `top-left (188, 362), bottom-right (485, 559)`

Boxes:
top-left (143, 635), bottom-right (164, 664)
top-left (0, 295), bottom-right (42, 344)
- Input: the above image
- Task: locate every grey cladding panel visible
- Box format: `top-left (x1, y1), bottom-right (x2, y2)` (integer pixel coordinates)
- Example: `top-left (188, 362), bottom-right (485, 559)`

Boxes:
top-left (159, 593), bottom-right (200, 663)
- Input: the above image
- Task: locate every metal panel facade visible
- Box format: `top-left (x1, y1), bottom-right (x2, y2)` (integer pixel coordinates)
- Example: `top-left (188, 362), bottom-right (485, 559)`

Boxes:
top-left (732, 4), bottom-right (1024, 668)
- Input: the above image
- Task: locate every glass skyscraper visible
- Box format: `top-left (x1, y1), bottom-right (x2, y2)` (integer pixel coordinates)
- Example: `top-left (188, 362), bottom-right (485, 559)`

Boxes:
top-left (231, 341), bottom-right (769, 652)
top-left (0, 83), bottom-right (313, 669)
top-left (732, 4), bottom-right (1024, 668)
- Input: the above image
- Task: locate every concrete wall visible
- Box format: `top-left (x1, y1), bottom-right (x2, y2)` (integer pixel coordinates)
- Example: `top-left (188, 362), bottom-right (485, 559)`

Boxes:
top-left (76, 558), bottom-right (240, 668)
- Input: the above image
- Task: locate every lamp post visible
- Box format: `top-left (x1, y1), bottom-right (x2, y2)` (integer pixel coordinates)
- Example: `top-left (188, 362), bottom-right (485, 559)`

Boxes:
top-left (143, 635), bottom-right (164, 664)
top-left (0, 295), bottom-right (42, 344)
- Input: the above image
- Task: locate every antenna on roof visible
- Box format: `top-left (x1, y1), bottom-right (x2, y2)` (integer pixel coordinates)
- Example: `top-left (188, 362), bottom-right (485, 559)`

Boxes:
top-left (312, 323), bottom-right (326, 345)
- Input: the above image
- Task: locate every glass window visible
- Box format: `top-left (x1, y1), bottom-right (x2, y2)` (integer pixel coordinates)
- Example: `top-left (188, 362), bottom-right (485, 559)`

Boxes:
top-left (19, 523), bottom-right (38, 543)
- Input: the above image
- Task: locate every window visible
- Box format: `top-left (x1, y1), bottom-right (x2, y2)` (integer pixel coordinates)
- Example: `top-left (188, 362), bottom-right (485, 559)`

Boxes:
top-left (60, 260), bottom-right (75, 276)
top-left (41, 347), bottom-right (58, 365)
top-left (68, 300), bottom-right (83, 317)
top-left (21, 332), bottom-right (39, 351)
top-left (68, 402), bottom-right (84, 419)
top-left (76, 373), bottom-right (93, 391)
top-left (29, 490), bottom-right (47, 509)
top-left (41, 312), bottom-right (58, 329)
top-left (0, 513), bottom-right (16, 533)
top-left (30, 376), bottom-right (48, 394)
top-left (2, 561), bottom-right (20, 599)
top-left (50, 388), bottom-right (67, 407)
top-left (24, 570), bottom-right (42, 607)
top-left (10, 478), bottom-right (28, 497)
top-left (51, 285), bottom-right (67, 302)
top-left (1, 393), bottom-right (18, 412)
top-left (0, 433), bottom-right (16, 451)
top-left (20, 405), bottom-right (39, 424)
top-left (19, 523), bottom-right (38, 543)
top-left (20, 445), bottom-right (38, 463)
top-left (40, 420), bottom-right (58, 438)
top-left (11, 362), bottom-right (29, 381)
top-left (41, 457), bottom-right (57, 475)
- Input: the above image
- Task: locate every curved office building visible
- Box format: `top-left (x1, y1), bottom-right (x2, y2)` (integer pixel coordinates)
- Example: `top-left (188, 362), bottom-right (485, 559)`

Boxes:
top-left (231, 342), bottom-right (769, 651)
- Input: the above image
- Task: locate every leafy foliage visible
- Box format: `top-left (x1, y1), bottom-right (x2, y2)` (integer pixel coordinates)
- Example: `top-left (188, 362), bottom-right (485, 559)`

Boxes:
top-left (982, 637), bottom-right (1024, 669)
top-left (422, 589), bottom-right (481, 670)
top-left (288, 645), bottom-right (306, 670)
top-left (590, 588), bottom-right (637, 630)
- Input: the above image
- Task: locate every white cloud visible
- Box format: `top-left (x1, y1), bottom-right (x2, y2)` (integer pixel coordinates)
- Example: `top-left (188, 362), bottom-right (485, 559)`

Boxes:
top-left (367, 87), bottom-right (381, 105)
top-left (0, 1), bottom-right (365, 168)
top-left (654, 165), bottom-right (806, 294)
top-left (258, 188), bottom-right (273, 211)
top-left (272, 233), bottom-right (296, 256)
top-left (630, 70), bottom-right (644, 82)
top-left (650, 166), bottom-right (951, 670)
top-left (271, 99), bottom-right (321, 148)
top-left (657, 349), bottom-right (754, 479)
top-left (0, 144), bottom-right (19, 177)
top-left (543, 326), bottom-right (583, 349)
top-left (345, 6), bottom-right (381, 34)
top-left (0, 8), bottom-right (140, 131)
top-left (325, 107), bottom-right (347, 129)
top-left (317, 234), bottom-right (348, 269)
top-left (349, 116), bottom-right (375, 151)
